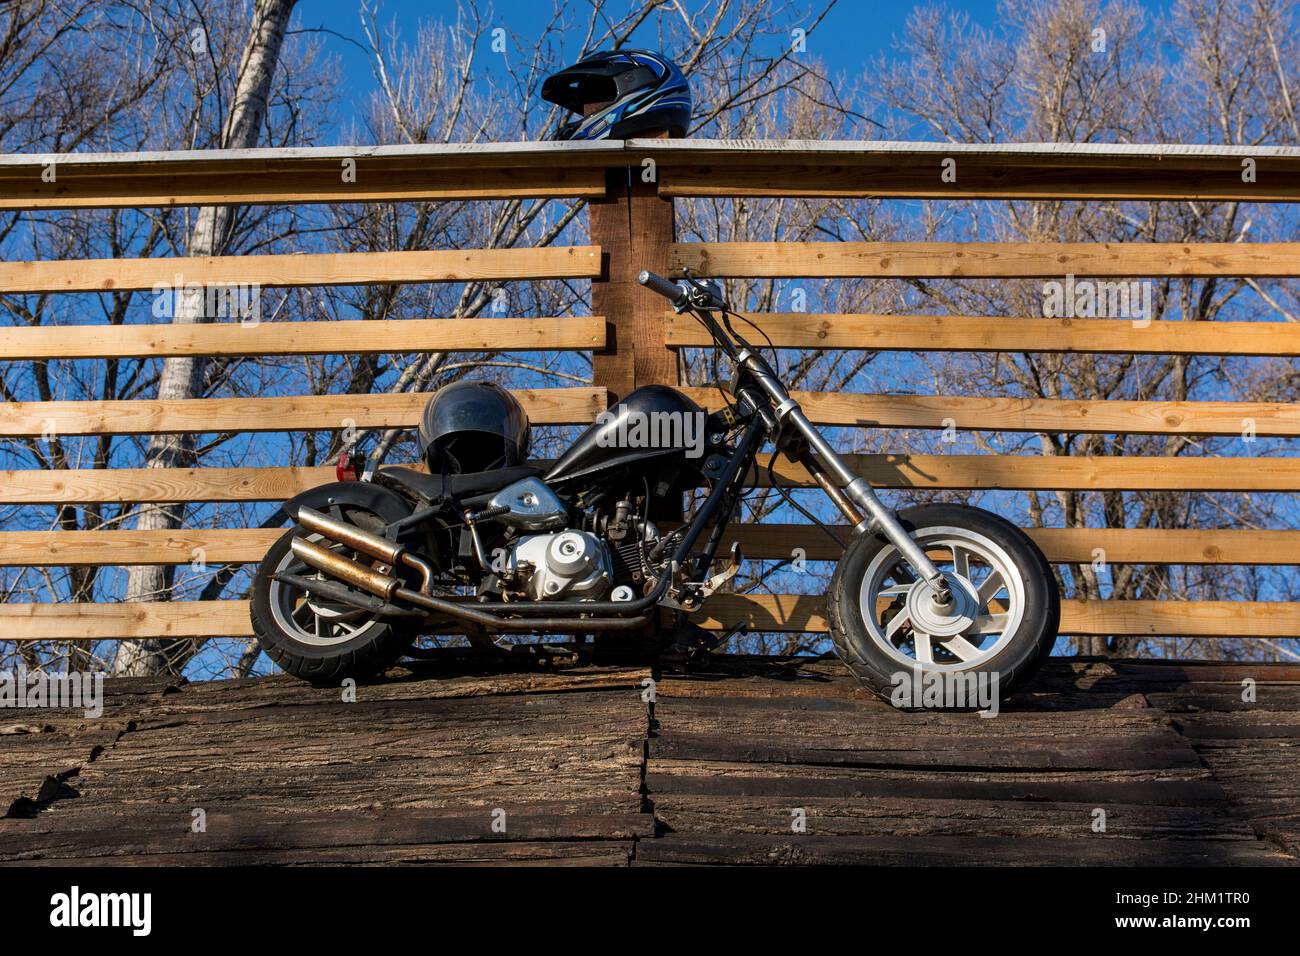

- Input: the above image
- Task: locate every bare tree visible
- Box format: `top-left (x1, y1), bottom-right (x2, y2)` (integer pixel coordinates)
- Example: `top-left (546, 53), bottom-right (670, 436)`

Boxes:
top-left (866, 0), bottom-right (1300, 659)
top-left (111, 0), bottom-right (300, 675)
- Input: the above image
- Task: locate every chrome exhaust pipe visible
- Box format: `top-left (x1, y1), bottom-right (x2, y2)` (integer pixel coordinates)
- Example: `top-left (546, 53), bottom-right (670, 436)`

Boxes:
top-left (289, 536), bottom-right (401, 601)
top-left (298, 506), bottom-right (401, 563)
top-left (297, 506), bottom-right (435, 592)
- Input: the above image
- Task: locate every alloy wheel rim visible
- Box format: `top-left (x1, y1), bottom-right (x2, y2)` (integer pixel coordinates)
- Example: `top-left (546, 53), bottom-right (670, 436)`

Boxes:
top-left (857, 524), bottom-right (1027, 672)
top-left (269, 531), bottom-right (381, 648)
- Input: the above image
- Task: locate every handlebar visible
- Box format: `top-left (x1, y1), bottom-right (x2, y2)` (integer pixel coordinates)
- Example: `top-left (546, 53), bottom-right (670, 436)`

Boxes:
top-left (637, 270), bottom-right (689, 308)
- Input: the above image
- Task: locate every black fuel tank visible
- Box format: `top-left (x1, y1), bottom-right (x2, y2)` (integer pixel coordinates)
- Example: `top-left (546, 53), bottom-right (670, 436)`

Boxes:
top-left (545, 385), bottom-right (707, 485)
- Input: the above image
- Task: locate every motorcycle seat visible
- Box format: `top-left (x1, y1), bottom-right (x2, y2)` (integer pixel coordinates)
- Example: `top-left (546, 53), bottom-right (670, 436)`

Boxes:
top-left (375, 464), bottom-right (543, 503)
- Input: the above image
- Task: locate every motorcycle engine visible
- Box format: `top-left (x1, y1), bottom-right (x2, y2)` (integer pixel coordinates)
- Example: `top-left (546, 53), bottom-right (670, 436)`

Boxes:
top-left (503, 530), bottom-right (613, 601)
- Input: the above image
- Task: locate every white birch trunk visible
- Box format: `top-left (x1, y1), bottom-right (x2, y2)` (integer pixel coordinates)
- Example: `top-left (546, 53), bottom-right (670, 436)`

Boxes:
top-left (112, 0), bottom-right (297, 675)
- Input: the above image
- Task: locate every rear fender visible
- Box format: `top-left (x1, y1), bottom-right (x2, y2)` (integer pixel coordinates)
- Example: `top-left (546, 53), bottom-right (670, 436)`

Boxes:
top-left (282, 481), bottom-right (414, 527)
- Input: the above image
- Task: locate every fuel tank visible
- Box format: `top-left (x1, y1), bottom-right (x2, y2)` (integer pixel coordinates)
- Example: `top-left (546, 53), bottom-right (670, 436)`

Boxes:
top-left (545, 385), bottom-right (707, 485)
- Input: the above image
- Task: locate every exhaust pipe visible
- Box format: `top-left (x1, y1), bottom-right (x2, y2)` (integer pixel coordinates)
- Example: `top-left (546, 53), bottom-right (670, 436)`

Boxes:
top-left (288, 536), bottom-right (652, 632)
top-left (298, 506), bottom-right (401, 563)
top-left (291, 508), bottom-right (653, 633)
top-left (297, 506), bottom-right (434, 592)
top-left (290, 537), bottom-right (401, 600)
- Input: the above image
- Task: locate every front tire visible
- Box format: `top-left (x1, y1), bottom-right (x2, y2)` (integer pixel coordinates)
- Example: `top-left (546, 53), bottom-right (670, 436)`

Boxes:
top-left (827, 503), bottom-right (1059, 703)
top-left (250, 512), bottom-right (419, 685)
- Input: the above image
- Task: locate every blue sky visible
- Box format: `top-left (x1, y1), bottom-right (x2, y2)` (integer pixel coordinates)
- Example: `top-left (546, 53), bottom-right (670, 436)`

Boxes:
top-left (300, 0), bottom-right (1003, 130)
top-left (295, 0), bottom-right (1192, 142)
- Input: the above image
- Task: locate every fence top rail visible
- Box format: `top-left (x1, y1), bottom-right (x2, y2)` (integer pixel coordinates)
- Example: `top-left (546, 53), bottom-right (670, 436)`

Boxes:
top-left (0, 140), bottom-right (626, 172)
top-left (636, 138), bottom-right (1300, 161)
top-left (7, 139), bottom-right (1298, 208)
top-left (5, 138), bottom-right (1298, 171)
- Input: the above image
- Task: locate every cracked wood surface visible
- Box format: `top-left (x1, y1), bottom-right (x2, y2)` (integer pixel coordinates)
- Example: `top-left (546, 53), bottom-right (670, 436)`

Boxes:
top-left (0, 658), bottom-right (1296, 865)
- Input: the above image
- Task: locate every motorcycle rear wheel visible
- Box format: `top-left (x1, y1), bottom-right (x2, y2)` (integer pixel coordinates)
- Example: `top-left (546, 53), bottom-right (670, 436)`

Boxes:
top-left (827, 503), bottom-right (1059, 704)
top-left (250, 507), bottom-right (419, 685)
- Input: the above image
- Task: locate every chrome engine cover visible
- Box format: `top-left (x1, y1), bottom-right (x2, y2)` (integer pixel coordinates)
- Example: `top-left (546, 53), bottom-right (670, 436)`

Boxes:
top-left (504, 529), bottom-right (613, 601)
top-left (487, 477), bottom-right (568, 532)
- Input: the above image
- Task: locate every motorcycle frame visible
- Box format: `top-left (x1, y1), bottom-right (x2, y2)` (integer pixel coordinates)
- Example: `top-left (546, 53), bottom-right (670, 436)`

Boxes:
top-left (283, 272), bottom-right (958, 631)
top-left (640, 271), bottom-right (954, 605)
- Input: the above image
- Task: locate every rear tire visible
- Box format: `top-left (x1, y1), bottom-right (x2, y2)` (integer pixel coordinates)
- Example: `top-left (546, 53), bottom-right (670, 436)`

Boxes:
top-left (250, 514), bottom-right (419, 686)
top-left (827, 503), bottom-right (1059, 704)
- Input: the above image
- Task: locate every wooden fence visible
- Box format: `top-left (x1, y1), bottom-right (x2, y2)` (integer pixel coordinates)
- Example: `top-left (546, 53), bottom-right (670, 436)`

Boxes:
top-left (2, 140), bottom-right (1299, 645)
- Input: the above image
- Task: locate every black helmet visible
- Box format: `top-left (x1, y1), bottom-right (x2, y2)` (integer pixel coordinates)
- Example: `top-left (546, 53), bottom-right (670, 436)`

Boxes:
top-left (418, 381), bottom-right (530, 475)
top-left (542, 49), bottom-right (691, 141)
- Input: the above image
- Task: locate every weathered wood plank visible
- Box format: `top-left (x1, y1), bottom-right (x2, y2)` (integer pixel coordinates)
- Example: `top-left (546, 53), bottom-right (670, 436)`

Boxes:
top-left (671, 242), bottom-right (1300, 279)
top-left (649, 794), bottom-right (1258, 844)
top-left (648, 731), bottom-right (1202, 771)
top-left (0, 246), bottom-right (601, 294)
top-left (644, 770), bottom-right (1230, 806)
top-left (0, 809), bottom-right (653, 861)
top-left (633, 831), bottom-right (1288, 865)
top-left (0, 316), bottom-right (605, 360)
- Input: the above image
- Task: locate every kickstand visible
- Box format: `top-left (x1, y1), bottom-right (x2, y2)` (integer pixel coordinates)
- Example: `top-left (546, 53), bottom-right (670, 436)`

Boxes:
top-left (662, 619), bottom-right (749, 664)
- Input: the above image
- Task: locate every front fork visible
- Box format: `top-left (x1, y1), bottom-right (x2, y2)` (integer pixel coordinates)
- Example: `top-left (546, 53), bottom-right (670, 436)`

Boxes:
top-left (737, 349), bottom-right (954, 607)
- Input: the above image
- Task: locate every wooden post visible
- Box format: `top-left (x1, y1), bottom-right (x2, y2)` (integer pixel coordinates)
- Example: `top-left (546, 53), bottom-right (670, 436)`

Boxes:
top-left (589, 161), bottom-right (677, 404)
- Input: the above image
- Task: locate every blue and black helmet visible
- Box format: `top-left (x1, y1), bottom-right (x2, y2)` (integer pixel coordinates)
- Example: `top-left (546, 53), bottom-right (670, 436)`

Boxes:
top-left (542, 49), bottom-right (691, 141)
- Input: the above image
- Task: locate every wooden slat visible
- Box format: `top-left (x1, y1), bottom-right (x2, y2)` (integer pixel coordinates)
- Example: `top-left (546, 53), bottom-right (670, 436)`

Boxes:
top-left (0, 246), bottom-right (601, 294)
top-left (4, 526), bottom-right (1297, 567)
top-left (670, 242), bottom-right (1300, 279)
top-left (0, 141), bottom-right (625, 210)
top-left (4, 453), bottom-right (1298, 505)
top-left (648, 140), bottom-right (1300, 202)
top-left (0, 168), bottom-right (605, 209)
top-left (0, 387), bottom-right (605, 437)
top-left (9, 139), bottom-right (1300, 208)
top-left (3, 597), bottom-right (1296, 640)
top-left (766, 454), bottom-right (1300, 493)
top-left (0, 529), bottom-right (285, 566)
top-left (717, 525), bottom-right (1300, 565)
top-left (50, 381), bottom-right (1253, 447)
top-left (0, 600), bottom-right (254, 639)
top-left (699, 596), bottom-right (1300, 637)
top-left (684, 388), bottom-right (1300, 437)
top-left (0, 316), bottom-right (605, 360)
top-left (666, 313), bottom-right (1300, 357)
top-left (660, 165), bottom-right (1300, 201)
top-left (0, 466), bottom-right (333, 505)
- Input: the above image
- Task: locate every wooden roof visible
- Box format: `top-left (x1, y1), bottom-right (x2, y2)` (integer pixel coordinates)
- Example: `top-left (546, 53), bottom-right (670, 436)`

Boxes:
top-left (1, 657), bottom-right (1297, 865)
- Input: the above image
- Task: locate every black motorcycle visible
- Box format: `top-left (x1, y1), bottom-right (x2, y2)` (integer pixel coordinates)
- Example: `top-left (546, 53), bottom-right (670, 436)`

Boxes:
top-left (251, 271), bottom-right (1060, 699)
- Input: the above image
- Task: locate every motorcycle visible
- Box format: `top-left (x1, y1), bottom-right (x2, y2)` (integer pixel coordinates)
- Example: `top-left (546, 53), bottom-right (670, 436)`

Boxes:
top-left (250, 270), bottom-right (1060, 699)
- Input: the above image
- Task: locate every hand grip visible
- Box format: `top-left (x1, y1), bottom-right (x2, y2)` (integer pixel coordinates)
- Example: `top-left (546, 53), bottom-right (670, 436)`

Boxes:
top-left (637, 270), bottom-right (687, 307)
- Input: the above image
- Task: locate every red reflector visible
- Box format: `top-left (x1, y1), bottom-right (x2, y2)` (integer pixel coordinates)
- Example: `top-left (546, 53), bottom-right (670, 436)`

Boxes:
top-left (336, 452), bottom-right (359, 482)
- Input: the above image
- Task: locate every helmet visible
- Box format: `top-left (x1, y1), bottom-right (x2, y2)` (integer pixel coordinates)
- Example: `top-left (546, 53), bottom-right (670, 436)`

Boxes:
top-left (542, 49), bottom-right (691, 141)
top-left (418, 381), bottom-right (530, 475)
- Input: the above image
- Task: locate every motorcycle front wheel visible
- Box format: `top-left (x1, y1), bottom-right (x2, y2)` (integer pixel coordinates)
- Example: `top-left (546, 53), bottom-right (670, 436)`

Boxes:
top-left (827, 503), bottom-right (1059, 704)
